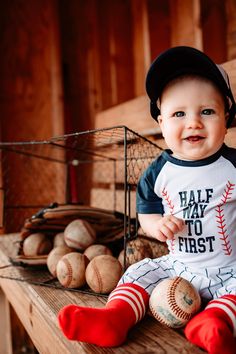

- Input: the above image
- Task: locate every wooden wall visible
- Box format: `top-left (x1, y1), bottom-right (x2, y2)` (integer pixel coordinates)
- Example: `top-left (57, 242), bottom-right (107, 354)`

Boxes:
top-left (0, 0), bottom-right (236, 141)
top-left (0, 0), bottom-right (64, 142)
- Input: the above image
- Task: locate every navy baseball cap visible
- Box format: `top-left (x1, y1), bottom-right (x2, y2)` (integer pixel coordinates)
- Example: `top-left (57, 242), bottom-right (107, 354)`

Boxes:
top-left (146, 46), bottom-right (236, 128)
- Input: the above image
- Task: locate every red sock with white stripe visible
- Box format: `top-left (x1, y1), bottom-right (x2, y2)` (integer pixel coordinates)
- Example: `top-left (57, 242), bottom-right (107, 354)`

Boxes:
top-left (185, 295), bottom-right (236, 354)
top-left (58, 283), bottom-right (149, 347)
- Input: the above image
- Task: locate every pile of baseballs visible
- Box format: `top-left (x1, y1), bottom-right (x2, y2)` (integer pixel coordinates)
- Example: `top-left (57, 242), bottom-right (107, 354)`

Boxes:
top-left (22, 219), bottom-right (169, 294)
top-left (22, 218), bottom-right (123, 294)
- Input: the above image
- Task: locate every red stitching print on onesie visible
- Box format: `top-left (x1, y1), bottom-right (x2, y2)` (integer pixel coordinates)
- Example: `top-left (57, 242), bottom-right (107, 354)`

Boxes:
top-left (162, 188), bottom-right (175, 253)
top-left (215, 181), bottom-right (235, 255)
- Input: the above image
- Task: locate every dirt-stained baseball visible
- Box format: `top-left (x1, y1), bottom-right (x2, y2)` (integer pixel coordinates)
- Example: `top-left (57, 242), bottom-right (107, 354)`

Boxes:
top-left (47, 246), bottom-right (74, 277)
top-left (85, 255), bottom-right (123, 294)
top-left (23, 233), bottom-right (53, 256)
top-left (53, 232), bottom-right (67, 247)
top-left (149, 277), bottom-right (201, 328)
top-left (118, 238), bottom-right (153, 268)
top-left (84, 244), bottom-right (112, 260)
top-left (56, 252), bottom-right (89, 288)
top-left (64, 219), bottom-right (96, 251)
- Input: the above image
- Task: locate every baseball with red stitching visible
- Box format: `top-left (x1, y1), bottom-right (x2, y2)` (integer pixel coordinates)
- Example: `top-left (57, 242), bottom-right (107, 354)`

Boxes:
top-left (47, 245), bottom-right (74, 277)
top-left (149, 276), bottom-right (201, 328)
top-left (23, 232), bottom-right (53, 256)
top-left (85, 255), bottom-right (123, 294)
top-left (56, 252), bottom-right (89, 288)
top-left (64, 219), bottom-right (96, 251)
top-left (84, 244), bottom-right (112, 260)
top-left (118, 238), bottom-right (153, 268)
top-left (53, 232), bottom-right (67, 248)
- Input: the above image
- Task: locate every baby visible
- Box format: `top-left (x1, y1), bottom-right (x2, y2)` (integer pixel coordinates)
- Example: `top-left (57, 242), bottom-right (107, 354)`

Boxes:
top-left (58, 46), bottom-right (236, 354)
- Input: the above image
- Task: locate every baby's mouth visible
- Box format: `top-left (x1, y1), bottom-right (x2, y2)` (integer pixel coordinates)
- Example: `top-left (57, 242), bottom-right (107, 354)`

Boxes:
top-left (185, 136), bottom-right (205, 142)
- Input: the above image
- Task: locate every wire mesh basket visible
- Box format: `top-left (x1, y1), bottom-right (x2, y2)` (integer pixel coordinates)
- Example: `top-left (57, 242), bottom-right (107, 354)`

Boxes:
top-left (0, 125), bottom-right (162, 236)
top-left (0, 125), bottom-right (165, 291)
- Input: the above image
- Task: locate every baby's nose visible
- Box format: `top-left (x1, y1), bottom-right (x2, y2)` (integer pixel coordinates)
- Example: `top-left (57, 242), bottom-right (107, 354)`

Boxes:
top-left (186, 114), bottom-right (203, 128)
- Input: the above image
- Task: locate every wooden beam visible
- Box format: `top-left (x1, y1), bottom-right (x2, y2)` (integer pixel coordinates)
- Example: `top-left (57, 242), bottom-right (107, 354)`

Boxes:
top-left (95, 95), bottom-right (160, 135)
top-left (226, 0), bottom-right (236, 60)
top-left (201, 0), bottom-right (227, 63)
top-left (0, 0), bottom-right (64, 141)
top-left (169, 0), bottom-right (203, 49)
top-left (131, 0), bottom-right (151, 96)
top-left (147, 0), bottom-right (171, 59)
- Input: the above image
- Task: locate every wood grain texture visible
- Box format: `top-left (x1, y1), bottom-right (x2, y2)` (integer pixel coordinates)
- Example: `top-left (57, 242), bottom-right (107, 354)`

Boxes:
top-left (0, 0), bottom-right (66, 232)
top-left (0, 234), bottom-right (204, 353)
top-left (169, 0), bottom-right (203, 49)
top-left (0, 287), bottom-right (12, 354)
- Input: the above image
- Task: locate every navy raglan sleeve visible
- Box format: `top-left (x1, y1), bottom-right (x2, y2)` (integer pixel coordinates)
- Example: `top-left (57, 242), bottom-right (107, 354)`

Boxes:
top-left (136, 156), bottom-right (166, 214)
top-left (222, 144), bottom-right (236, 167)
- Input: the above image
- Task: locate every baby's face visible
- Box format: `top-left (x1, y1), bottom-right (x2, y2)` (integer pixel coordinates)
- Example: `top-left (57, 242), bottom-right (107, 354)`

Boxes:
top-left (158, 76), bottom-right (227, 161)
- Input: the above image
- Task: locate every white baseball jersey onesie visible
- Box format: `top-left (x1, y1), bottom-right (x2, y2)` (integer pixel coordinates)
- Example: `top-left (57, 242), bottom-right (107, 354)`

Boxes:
top-left (120, 144), bottom-right (236, 300)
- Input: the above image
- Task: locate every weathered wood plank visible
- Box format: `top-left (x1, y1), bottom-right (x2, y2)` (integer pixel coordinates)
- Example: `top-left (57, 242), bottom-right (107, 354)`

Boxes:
top-left (226, 0), bottom-right (236, 60)
top-left (201, 0), bottom-right (227, 62)
top-left (95, 95), bottom-right (160, 135)
top-left (131, 0), bottom-right (151, 96)
top-left (169, 0), bottom-right (203, 49)
top-left (0, 234), bottom-right (204, 353)
top-left (0, 287), bottom-right (12, 354)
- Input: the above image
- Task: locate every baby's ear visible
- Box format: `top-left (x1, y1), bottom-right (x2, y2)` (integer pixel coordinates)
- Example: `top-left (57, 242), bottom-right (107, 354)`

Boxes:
top-left (157, 115), bottom-right (162, 125)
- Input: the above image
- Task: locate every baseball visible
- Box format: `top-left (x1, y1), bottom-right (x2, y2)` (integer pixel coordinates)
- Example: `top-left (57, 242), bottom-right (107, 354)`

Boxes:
top-left (149, 240), bottom-right (169, 258)
top-left (118, 238), bottom-right (153, 268)
top-left (23, 233), bottom-right (53, 256)
top-left (85, 255), bottom-right (123, 294)
top-left (53, 232), bottom-right (67, 247)
top-left (64, 219), bottom-right (96, 251)
top-left (84, 244), bottom-right (112, 260)
top-left (56, 252), bottom-right (89, 288)
top-left (149, 277), bottom-right (201, 328)
top-left (46, 246), bottom-right (74, 277)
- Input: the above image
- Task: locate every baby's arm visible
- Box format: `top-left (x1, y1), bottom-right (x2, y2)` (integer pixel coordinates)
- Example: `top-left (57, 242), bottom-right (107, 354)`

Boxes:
top-left (138, 213), bottom-right (184, 242)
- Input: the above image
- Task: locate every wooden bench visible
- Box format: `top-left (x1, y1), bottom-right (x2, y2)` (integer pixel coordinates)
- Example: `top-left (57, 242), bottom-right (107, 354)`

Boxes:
top-left (0, 234), bottom-right (204, 354)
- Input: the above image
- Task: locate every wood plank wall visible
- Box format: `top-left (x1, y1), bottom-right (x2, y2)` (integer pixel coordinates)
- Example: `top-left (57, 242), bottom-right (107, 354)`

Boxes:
top-left (0, 0), bottom-right (64, 141)
top-left (0, 0), bottom-right (66, 236)
top-left (0, 0), bottom-right (236, 141)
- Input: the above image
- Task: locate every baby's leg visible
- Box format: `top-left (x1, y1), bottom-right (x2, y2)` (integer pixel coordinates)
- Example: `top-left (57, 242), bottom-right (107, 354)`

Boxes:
top-left (185, 295), bottom-right (236, 354)
top-left (58, 256), bottom-right (173, 347)
top-left (58, 258), bottom-right (172, 347)
top-left (58, 283), bottom-right (149, 347)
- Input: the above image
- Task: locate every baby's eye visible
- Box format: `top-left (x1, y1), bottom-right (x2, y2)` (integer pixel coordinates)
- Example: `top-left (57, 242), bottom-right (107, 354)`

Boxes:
top-left (201, 108), bottom-right (215, 115)
top-left (173, 111), bottom-right (185, 117)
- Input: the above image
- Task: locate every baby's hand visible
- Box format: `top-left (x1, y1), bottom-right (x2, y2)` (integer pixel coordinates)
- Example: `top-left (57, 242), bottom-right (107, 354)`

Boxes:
top-left (154, 215), bottom-right (184, 242)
